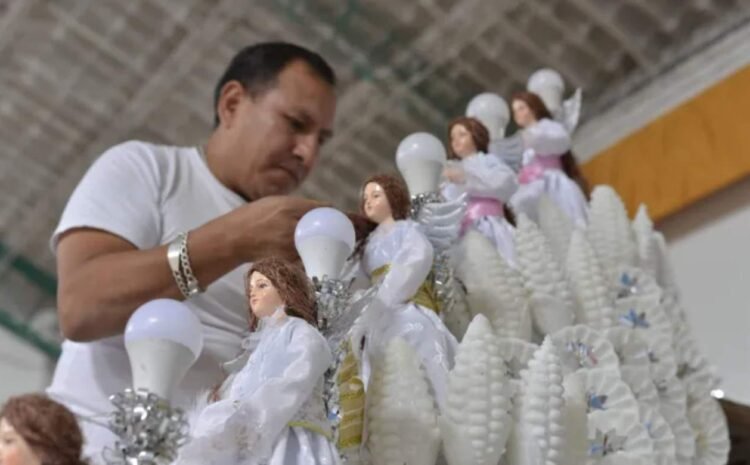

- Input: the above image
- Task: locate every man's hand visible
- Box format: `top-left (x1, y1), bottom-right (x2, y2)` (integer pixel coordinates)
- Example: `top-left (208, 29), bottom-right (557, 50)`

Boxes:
top-left (225, 196), bottom-right (327, 262)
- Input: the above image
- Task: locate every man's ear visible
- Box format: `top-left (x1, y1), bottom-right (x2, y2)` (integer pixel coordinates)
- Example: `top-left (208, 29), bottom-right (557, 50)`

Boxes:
top-left (216, 81), bottom-right (247, 130)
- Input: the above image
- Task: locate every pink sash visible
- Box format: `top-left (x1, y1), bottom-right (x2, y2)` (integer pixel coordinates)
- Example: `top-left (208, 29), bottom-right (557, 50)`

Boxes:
top-left (518, 155), bottom-right (563, 184)
top-left (461, 197), bottom-right (504, 235)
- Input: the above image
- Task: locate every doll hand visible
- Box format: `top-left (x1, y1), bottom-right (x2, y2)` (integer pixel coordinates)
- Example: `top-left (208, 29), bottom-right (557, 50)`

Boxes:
top-left (443, 165), bottom-right (466, 183)
top-left (349, 297), bottom-right (391, 359)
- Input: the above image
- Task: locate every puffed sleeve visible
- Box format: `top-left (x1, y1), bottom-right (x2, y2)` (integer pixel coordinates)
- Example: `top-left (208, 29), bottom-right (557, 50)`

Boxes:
top-left (184, 321), bottom-right (332, 463)
top-left (375, 221), bottom-right (434, 309)
top-left (462, 154), bottom-right (519, 201)
top-left (523, 118), bottom-right (572, 156)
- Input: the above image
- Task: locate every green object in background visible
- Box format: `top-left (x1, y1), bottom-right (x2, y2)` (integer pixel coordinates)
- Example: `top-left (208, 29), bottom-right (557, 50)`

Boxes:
top-left (0, 242), bottom-right (60, 359)
top-left (0, 242), bottom-right (57, 296)
top-left (0, 307), bottom-right (61, 359)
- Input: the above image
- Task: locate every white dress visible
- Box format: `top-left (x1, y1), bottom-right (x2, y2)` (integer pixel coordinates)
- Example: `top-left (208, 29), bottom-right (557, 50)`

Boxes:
top-left (357, 220), bottom-right (458, 411)
top-left (177, 315), bottom-right (340, 465)
top-left (509, 118), bottom-right (588, 226)
top-left (441, 152), bottom-right (518, 266)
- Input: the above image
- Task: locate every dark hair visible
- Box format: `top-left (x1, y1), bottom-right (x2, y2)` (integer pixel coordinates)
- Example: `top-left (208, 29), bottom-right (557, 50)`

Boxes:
top-left (351, 174), bottom-right (411, 257)
top-left (213, 42), bottom-right (336, 126)
top-left (447, 116), bottom-right (490, 159)
top-left (245, 257), bottom-right (317, 330)
top-left (512, 91), bottom-right (590, 198)
top-left (0, 394), bottom-right (87, 465)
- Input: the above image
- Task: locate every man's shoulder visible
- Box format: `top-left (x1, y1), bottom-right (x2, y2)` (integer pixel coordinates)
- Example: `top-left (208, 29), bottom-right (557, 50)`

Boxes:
top-left (101, 140), bottom-right (189, 162)
top-left (92, 140), bottom-right (198, 182)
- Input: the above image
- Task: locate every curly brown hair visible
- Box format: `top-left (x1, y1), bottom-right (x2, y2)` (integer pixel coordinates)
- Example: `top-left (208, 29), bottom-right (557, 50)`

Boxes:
top-left (511, 91), bottom-right (590, 198)
top-left (0, 394), bottom-right (87, 465)
top-left (245, 257), bottom-right (317, 330)
top-left (447, 116), bottom-right (490, 159)
top-left (350, 173), bottom-right (411, 257)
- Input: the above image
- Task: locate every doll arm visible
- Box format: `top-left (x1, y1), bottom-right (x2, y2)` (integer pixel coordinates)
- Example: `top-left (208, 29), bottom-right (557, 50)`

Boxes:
top-left (192, 324), bottom-right (331, 461)
top-left (524, 118), bottom-right (572, 155)
top-left (463, 155), bottom-right (519, 201)
top-left (375, 222), bottom-right (434, 308)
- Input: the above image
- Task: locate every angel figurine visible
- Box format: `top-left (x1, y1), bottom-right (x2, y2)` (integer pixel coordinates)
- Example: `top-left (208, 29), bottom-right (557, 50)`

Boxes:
top-left (177, 257), bottom-right (340, 465)
top-left (527, 67), bottom-right (583, 134)
top-left (509, 91), bottom-right (590, 226)
top-left (442, 116), bottom-right (518, 265)
top-left (349, 174), bottom-right (458, 411)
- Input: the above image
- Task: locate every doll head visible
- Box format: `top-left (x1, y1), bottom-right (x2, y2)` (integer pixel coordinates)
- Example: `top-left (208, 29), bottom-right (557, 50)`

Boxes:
top-left (511, 91), bottom-right (552, 129)
top-left (245, 257), bottom-right (317, 329)
top-left (349, 174), bottom-right (411, 258)
top-left (0, 394), bottom-right (87, 465)
top-left (447, 116), bottom-right (489, 159)
top-left (359, 174), bottom-right (410, 225)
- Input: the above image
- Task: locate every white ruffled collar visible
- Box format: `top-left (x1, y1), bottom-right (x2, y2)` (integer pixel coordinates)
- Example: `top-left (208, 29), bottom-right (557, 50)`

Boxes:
top-left (222, 306), bottom-right (288, 374)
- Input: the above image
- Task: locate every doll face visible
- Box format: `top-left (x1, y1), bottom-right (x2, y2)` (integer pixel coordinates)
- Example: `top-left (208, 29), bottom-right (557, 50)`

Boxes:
top-left (450, 124), bottom-right (477, 158)
top-left (362, 182), bottom-right (393, 224)
top-left (512, 99), bottom-right (536, 128)
top-left (0, 418), bottom-right (40, 465)
top-left (248, 272), bottom-right (284, 319)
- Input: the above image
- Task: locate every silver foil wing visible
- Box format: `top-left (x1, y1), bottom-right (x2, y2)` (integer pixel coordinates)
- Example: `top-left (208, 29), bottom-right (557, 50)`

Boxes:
top-left (415, 194), bottom-right (467, 251)
top-left (560, 87), bottom-right (583, 134)
top-left (488, 134), bottom-right (524, 172)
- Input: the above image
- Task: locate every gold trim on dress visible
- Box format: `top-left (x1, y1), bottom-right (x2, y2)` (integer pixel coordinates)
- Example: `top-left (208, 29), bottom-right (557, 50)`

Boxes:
top-left (370, 264), bottom-right (441, 313)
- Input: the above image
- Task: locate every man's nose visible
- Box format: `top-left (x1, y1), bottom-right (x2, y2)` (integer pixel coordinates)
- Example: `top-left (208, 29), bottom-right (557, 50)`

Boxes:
top-left (294, 134), bottom-right (320, 166)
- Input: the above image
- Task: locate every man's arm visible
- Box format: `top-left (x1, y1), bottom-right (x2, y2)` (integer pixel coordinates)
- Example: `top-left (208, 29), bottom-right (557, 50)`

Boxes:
top-left (57, 196), bottom-right (322, 342)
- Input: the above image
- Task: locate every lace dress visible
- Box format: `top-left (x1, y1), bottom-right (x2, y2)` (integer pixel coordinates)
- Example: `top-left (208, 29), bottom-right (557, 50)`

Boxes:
top-left (509, 118), bottom-right (588, 226)
top-left (355, 220), bottom-right (458, 411)
top-left (441, 152), bottom-right (518, 265)
top-left (176, 315), bottom-right (340, 465)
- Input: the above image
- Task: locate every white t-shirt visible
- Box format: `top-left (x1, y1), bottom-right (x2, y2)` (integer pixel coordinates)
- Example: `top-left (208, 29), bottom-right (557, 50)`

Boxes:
top-left (47, 141), bottom-right (251, 456)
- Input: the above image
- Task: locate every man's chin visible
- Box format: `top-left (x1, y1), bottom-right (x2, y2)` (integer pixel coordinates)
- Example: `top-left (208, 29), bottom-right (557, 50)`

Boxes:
top-left (258, 180), bottom-right (301, 198)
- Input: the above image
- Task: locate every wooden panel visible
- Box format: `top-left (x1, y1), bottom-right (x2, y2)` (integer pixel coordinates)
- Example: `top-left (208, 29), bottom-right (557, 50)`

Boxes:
top-left (582, 65), bottom-right (750, 220)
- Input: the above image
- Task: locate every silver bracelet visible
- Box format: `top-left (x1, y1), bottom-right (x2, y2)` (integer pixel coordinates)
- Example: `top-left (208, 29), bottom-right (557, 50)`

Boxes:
top-left (179, 232), bottom-right (202, 296)
top-left (167, 233), bottom-right (191, 299)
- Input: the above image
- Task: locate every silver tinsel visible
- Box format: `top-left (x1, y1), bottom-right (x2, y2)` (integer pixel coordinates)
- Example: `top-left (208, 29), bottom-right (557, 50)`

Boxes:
top-left (312, 276), bottom-right (361, 462)
top-left (313, 276), bottom-right (354, 346)
top-left (103, 388), bottom-right (189, 465)
top-left (409, 192), bottom-right (443, 219)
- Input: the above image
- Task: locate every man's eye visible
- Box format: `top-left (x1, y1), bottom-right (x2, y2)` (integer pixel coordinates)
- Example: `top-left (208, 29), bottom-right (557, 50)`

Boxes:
top-left (286, 115), bottom-right (305, 131)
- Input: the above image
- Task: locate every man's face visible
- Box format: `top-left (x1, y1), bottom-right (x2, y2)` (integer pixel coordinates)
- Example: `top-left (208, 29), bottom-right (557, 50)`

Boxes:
top-left (221, 60), bottom-right (336, 200)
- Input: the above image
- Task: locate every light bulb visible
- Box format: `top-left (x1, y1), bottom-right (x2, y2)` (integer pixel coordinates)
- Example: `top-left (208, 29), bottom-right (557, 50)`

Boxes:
top-left (124, 299), bottom-right (203, 400)
top-left (527, 68), bottom-right (565, 114)
top-left (395, 132), bottom-right (446, 196)
top-left (295, 207), bottom-right (356, 280)
top-left (465, 92), bottom-right (510, 139)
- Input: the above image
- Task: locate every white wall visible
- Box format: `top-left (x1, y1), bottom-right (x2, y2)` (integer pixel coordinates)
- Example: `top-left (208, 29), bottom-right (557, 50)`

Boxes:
top-left (659, 177), bottom-right (750, 405)
top-left (0, 325), bottom-right (52, 402)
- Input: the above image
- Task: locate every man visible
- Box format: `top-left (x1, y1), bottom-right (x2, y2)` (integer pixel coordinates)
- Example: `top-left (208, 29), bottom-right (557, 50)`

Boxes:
top-left (47, 42), bottom-right (337, 459)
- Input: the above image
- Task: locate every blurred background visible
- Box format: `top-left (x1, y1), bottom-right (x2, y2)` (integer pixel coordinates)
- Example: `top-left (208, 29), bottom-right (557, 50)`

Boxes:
top-left (0, 0), bottom-right (749, 459)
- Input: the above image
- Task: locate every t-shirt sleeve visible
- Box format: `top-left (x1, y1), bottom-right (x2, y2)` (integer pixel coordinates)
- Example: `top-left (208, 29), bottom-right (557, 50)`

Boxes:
top-left (50, 140), bottom-right (163, 253)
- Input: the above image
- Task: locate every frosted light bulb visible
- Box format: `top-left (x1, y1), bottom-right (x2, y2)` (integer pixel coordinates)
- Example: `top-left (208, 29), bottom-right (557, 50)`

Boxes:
top-left (295, 207), bottom-right (356, 280)
top-left (465, 92), bottom-right (510, 139)
top-left (527, 68), bottom-right (565, 114)
top-left (124, 299), bottom-right (203, 400)
top-left (395, 132), bottom-right (446, 197)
